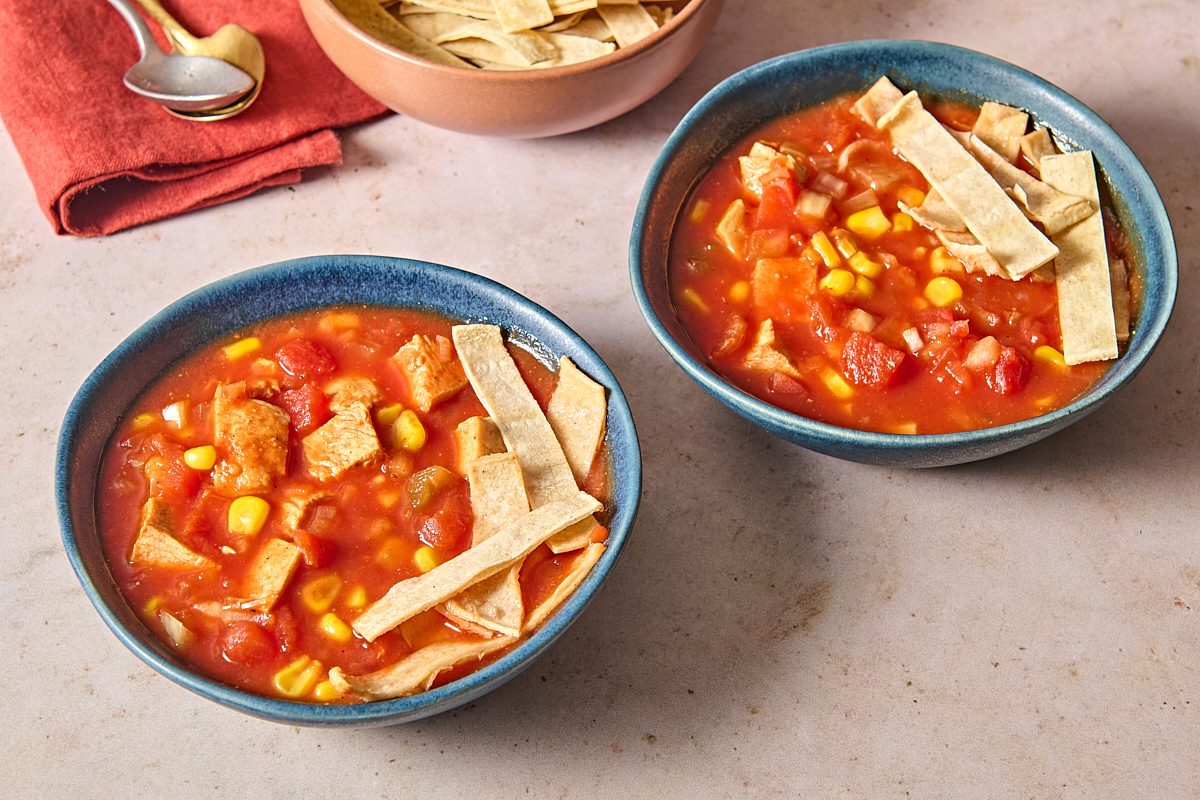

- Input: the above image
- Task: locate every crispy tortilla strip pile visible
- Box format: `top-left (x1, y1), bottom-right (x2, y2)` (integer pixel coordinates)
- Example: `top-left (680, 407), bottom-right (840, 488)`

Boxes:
top-left (342, 0), bottom-right (674, 70)
top-left (336, 324), bottom-right (611, 699)
top-left (854, 75), bottom-right (1127, 364)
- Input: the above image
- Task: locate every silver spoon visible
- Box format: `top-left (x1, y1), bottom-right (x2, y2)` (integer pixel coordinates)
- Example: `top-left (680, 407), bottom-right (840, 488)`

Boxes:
top-left (107, 0), bottom-right (255, 113)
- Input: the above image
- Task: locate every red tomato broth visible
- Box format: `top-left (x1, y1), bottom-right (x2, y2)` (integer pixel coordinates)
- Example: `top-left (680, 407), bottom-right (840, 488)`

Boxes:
top-left (669, 94), bottom-right (1130, 434)
top-left (98, 306), bottom-right (609, 702)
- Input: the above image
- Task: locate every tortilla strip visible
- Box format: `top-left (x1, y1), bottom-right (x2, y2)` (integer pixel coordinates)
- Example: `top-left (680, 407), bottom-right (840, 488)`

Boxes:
top-left (404, 0), bottom-right (495, 18)
top-left (949, 129), bottom-right (1095, 235)
top-left (243, 538), bottom-right (303, 612)
top-left (434, 20), bottom-right (557, 64)
top-left (935, 230), bottom-right (1006, 277)
top-left (594, 3), bottom-right (657, 48)
top-left (524, 542), bottom-right (605, 632)
top-left (352, 491), bottom-right (601, 641)
top-left (443, 38), bottom-right (522, 65)
top-left (852, 76), bottom-right (904, 127)
top-left (551, 0), bottom-right (600, 13)
top-left (972, 101), bottom-right (1029, 163)
top-left (330, 636), bottom-right (515, 700)
top-left (444, 567), bottom-right (524, 636)
top-left (400, 10), bottom-right (476, 40)
top-left (546, 357), bottom-right (606, 485)
top-left (332, 0), bottom-right (471, 66)
top-left (454, 415), bottom-right (505, 474)
top-left (540, 31), bottom-right (616, 64)
top-left (1040, 152), bottom-right (1118, 364)
top-left (900, 189), bottom-right (966, 233)
top-left (876, 91), bottom-right (1058, 279)
top-left (538, 10), bottom-right (584, 30)
top-left (1110, 258), bottom-right (1132, 345)
top-left (130, 498), bottom-right (214, 570)
top-left (450, 324), bottom-right (600, 554)
top-left (492, 0), bottom-right (553, 33)
top-left (1020, 128), bottom-right (1057, 174)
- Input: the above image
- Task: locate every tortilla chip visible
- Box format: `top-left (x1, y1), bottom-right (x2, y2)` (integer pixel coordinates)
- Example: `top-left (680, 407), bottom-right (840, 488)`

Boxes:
top-left (1020, 128), bottom-right (1057, 173)
top-left (243, 538), bottom-right (303, 612)
top-left (130, 498), bottom-right (213, 570)
top-left (852, 76), bottom-right (904, 126)
top-left (1110, 258), bottom-right (1132, 345)
top-left (876, 90), bottom-right (1058, 279)
top-left (465, 452), bottom-right (530, 544)
top-left (434, 20), bottom-right (557, 64)
top-left (454, 415), bottom-right (505, 474)
top-left (443, 38), bottom-right (522, 65)
top-left (1040, 152), bottom-right (1119, 365)
top-left (538, 10), bottom-right (584, 30)
top-left (546, 357), bottom-right (606, 485)
top-left (950, 130), bottom-right (1095, 235)
top-left (331, 0), bottom-right (471, 66)
top-left (551, 0), bottom-right (600, 12)
top-left (404, 0), bottom-right (495, 18)
top-left (444, 566), bottom-right (524, 636)
top-left (352, 491), bottom-right (601, 641)
top-left (450, 324), bottom-right (600, 554)
top-left (524, 542), bottom-right (605, 632)
top-left (492, 0), bottom-right (553, 33)
top-left (400, 9), bottom-right (477, 39)
top-left (540, 31), bottom-right (616, 64)
top-left (594, 3), bottom-right (657, 48)
top-left (972, 102), bottom-right (1029, 163)
top-left (330, 636), bottom-right (515, 700)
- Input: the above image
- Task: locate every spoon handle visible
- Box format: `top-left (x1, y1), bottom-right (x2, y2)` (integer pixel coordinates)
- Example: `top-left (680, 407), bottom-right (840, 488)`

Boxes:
top-left (133, 0), bottom-right (199, 50)
top-left (106, 0), bottom-right (162, 59)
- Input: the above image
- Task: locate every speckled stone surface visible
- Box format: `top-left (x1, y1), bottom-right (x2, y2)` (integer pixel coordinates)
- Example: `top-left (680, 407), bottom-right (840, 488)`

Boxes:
top-left (2, 0), bottom-right (1197, 796)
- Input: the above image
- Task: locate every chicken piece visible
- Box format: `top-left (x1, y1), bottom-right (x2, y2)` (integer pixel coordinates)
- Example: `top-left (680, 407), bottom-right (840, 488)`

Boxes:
top-left (738, 141), bottom-right (796, 199)
top-left (392, 334), bottom-right (467, 412)
top-left (129, 497), bottom-right (214, 570)
top-left (278, 486), bottom-right (332, 531)
top-left (302, 402), bottom-right (383, 482)
top-left (242, 538), bottom-right (302, 612)
top-left (453, 416), bottom-right (505, 474)
top-left (325, 376), bottom-right (382, 414)
top-left (744, 319), bottom-right (801, 378)
top-left (212, 382), bottom-right (289, 498)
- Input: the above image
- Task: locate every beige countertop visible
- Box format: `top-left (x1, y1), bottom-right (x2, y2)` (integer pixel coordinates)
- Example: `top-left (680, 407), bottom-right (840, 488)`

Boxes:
top-left (2, 0), bottom-right (1196, 796)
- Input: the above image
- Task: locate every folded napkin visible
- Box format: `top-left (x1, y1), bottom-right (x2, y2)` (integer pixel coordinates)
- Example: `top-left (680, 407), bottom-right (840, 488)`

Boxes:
top-left (0, 0), bottom-right (388, 236)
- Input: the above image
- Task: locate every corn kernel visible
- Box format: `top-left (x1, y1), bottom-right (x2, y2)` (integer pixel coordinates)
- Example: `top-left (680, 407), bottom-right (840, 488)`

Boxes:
top-left (183, 445), bottom-right (217, 471)
top-left (820, 367), bottom-right (855, 400)
top-left (273, 655), bottom-right (323, 699)
top-left (885, 421), bottom-right (919, 435)
top-left (689, 199), bottom-right (711, 223)
top-left (376, 403), bottom-right (404, 427)
top-left (854, 275), bottom-right (876, 298)
top-left (819, 268), bottom-right (856, 297)
top-left (810, 231), bottom-right (841, 267)
top-left (924, 277), bottom-right (963, 308)
top-left (831, 228), bottom-right (858, 259)
top-left (844, 206), bottom-right (892, 239)
top-left (930, 246), bottom-right (965, 275)
top-left (161, 401), bottom-right (189, 429)
top-left (413, 546), bottom-right (439, 573)
top-left (222, 337), bottom-right (261, 361)
top-left (345, 585), bottom-right (368, 609)
top-left (1035, 345), bottom-right (1068, 367)
top-left (680, 287), bottom-right (709, 313)
top-left (319, 613), bottom-right (353, 643)
top-left (728, 280), bottom-right (751, 303)
top-left (393, 410), bottom-right (427, 452)
top-left (896, 185), bottom-right (927, 208)
top-left (130, 412), bottom-right (157, 431)
top-left (848, 251), bottom-right (884, 278)
top-left (312, 680), bottom-right (341, 703)
top-left (891, 212), bottom-right (915, 232)
top-left (301, 574), bottom-right (343, 614)
top-left (142, 596), bottom-right (164, 616)
top-left (228, 496), bottom-right (270, 536)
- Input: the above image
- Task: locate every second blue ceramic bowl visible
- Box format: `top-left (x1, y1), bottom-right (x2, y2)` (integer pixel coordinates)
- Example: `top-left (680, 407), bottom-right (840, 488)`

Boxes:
top-left (56, 255), bottom-right (641, 726)
top-left (630, 40), bottom-right (1177, 467)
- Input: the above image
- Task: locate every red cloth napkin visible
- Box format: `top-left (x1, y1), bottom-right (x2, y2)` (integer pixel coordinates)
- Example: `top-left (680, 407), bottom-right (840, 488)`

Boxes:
top-left (0, 0), bottom-right (388, 236)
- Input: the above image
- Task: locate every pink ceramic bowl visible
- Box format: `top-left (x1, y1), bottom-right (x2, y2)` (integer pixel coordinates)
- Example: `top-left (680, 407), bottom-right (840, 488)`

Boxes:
top-left (298, 0), bottom-right (725, 138)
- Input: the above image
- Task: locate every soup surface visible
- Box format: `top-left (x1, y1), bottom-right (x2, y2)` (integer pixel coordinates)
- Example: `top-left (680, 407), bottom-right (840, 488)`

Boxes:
top-left (99, 306), bottom-right (608, 702)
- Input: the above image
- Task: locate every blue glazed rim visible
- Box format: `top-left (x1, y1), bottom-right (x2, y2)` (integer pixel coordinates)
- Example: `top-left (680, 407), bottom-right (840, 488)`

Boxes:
top-left (56, 255), bottom-right (642, 726)
top-left (630, 40), bottom-right (1178, 464)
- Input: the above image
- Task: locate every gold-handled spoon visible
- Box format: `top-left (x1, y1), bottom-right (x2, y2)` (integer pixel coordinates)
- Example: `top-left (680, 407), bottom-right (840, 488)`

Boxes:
top-left (133, 0), bottom-right (266, 121)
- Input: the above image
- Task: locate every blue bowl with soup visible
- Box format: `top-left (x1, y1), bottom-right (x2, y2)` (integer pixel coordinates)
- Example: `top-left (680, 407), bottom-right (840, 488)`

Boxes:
top-left (56, 255), bottom-right (641, 726)
top-left (629, 40), bottom-right (1177, 467)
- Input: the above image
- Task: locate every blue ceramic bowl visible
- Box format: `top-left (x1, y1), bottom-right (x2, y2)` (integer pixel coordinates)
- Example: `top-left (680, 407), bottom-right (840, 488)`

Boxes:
top-left (630, 40), bottom-right (1177, 467)
top-left (56, 255), bottom-right (641, 726)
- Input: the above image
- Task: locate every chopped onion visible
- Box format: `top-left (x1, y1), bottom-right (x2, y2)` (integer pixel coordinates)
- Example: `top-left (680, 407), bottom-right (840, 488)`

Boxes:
top-left (845, 309), bottom-right (879, 333)
top-left (811, 171), bottom-right (849, 199)
top-left (839, 189), bottom-right (879, 215)
top-left (809, 153), bottom-right (836, 172)
top-left (964, 336), bottom-right (1001, 371)
top-left (796, 190), bottom-right (833, 219)
top-left (902, 327), bottom-right (925, 354)
top-left (159, 610), bottom-right (194, 649)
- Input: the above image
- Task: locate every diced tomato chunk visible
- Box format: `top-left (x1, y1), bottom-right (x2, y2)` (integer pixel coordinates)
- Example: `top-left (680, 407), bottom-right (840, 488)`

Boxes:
top-left (768, 372), bottom-right (809, 396)
top-left (746, 228), bottom-right (789, 261)
top-left (805, 293), bottom-right (847, 343)
top-left (219, 621), bottom-right (276, 665)
top-left (418, 487), bottom-right (472, 552)
top-left (754, 178), bottom-right (798, 230)
top-left (841, 332), bottom-right (906, 389)
top-left (710, 314), bottom-right (748, 359)
top-left (986, 346), bottom-right (1031, 395)
top-left (292, 529), bottom-right (334, 568)
top-left (140, 435), bottom-right (201, 501)
top-left (279, 383), bottom-right (330, 436)
top-left (276, 338), bottom-right (336, 380)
